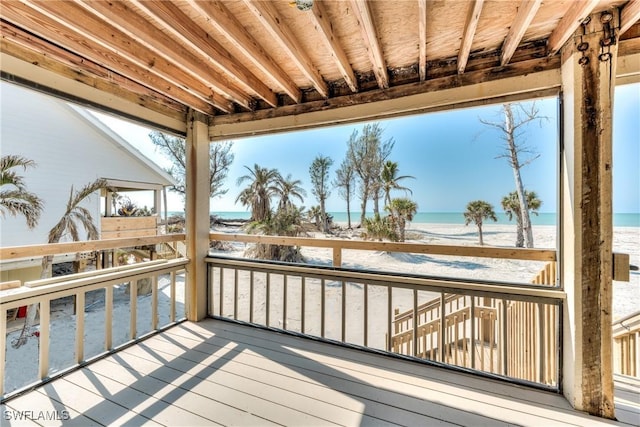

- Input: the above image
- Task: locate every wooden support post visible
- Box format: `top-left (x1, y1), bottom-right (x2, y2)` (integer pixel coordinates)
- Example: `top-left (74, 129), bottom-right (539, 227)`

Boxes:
top-left (186, 109), bottom-right (210, 322)
top-left (560, 9), bottom-right (618, 419)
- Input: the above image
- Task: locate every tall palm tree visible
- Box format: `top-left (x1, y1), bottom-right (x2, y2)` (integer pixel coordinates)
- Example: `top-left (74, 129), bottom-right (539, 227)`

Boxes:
top-left (13, 178), bottom-right (109, 348)
top-left (502, 190), bottom-right (542, 248)
top-left (386, 197), bottom-right (418, 242)
top-left (235, 164), bottom-right (280, 222)
top-left (274, 174), bottom-right (306, 212)
top-left (0, 154), bottom-right (44, 228)
top-left (381, 161), bottom-right (414, 208)
top-left (463, 200), bottom-right (497, 246)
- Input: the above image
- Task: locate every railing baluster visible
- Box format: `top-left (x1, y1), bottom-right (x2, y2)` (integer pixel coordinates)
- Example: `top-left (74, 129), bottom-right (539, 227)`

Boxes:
top-left (341, 281), bottom-right (346, 342)
top-left (321, 279), bottom-right (325, 338)
top-left (75, 291), bottom-right (85, 364)
top-left (0, 308), bottom-right (6, 396)
top-left (220, 267), bottom-right (224, 318)
top-left (364, 283), bottom-right (368, 347)
top-left (413, 289), bottom-right (418, 357)
top-left (151, 274), bottom-right (158, 330)
top-left (387, 285), bottom-right (392, 352)
top-left (105, 286), bottom-right (113, 351)
top-left (439, 293), bottom-right (445, 363)
top-left (301, 276), bottom-right (306, 334)
top-left (250, 270), bottom-right (254, 323)
top-left (266, 273), bottom-right (270, 327)
top-left (130, 280), bottom-right (137, 340)
top-left (283, 275), bottom-right (288, 330)
top-left (170, 271), bottom-right (176, 323)
top-left (39, 301), bottom-right (50, 380)
top-left (234, 269), bottom-right (238, 320)
top-left (470, 297), bottom-right (475, 370)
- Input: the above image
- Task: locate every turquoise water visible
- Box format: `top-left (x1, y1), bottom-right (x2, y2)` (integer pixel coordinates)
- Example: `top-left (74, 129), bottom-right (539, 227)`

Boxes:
top-left (191, 211), bottom-right (640, 227)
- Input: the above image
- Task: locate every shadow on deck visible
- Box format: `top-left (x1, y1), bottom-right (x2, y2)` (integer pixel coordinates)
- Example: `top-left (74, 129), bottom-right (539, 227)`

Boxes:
top-left (2, 319), bottom-right (638, 426)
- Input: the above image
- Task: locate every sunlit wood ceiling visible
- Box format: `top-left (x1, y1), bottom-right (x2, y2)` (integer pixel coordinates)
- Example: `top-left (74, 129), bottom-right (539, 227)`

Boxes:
top-left (1, 0), bottom-right (639, 132)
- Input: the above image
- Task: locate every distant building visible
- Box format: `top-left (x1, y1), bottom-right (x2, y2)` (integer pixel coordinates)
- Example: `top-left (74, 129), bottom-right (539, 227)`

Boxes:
top-left (0, 82), bottom-right (176, 282)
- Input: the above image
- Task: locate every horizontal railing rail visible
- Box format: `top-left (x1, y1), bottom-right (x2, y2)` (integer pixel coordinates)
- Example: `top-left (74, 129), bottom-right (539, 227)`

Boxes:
top-left (0, 233), bottom-right (186, 261)
top-left (210, 232), bottom-right (557, 268)
top-left (1, 244), bottom-right (188, 400)
top-left (206, 255), bottom-right (564, 389)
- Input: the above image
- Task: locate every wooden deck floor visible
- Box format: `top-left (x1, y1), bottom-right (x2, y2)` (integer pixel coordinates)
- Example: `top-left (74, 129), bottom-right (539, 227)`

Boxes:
top-left (2, 319), bottom-right (638, 426)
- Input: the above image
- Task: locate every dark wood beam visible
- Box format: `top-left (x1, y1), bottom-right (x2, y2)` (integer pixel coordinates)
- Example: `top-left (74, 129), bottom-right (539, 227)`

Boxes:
top-left (212, 55), bottom-right (560, 127)
top-left (350, 0), bottom-right (389, 89)
top-left (309, 0), bottom-right (358, 92)
top-left (500, 0), bottom-right (542, 66)
top-left (185, 0), bottom-right (302, 103)
top-left (458, 0), bottom-right (485, 74)
top-left (547, 0), bottom-right (599, 55)
top-left (243, 0), bottom-right (329, 97)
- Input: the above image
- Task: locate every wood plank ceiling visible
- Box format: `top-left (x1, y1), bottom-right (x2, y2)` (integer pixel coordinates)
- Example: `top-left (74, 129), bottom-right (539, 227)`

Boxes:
top-left (1, 0), bottom-right (639, 129)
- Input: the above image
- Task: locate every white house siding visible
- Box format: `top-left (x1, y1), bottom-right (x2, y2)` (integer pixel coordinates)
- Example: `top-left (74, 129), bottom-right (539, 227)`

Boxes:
top-left (0, 82), bottom-right (173, 249)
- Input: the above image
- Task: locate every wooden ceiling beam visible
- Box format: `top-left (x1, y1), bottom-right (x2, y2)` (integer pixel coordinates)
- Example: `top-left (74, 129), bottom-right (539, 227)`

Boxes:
top-left (74, 0), bottom-right (252, 110)
top-left (129, 0), bottom-right (276, 108)
top-left (458, 0), bottom-right (485, 74)
top-left (547, 0), bottom-right (600, 55)
top-left (500, 0), bottom-right (542, 66)
top-left (1, 1), bottom-right (223, 115)
top-left (350, 0), bottom-right (389, 89)
top-left (242, 0), bottom-right (329, 98)
top-left (309, 0), bottom-right (358, 92)
top-left (621, 0), bottom-right (640, 35)
top-left (185, 0), bottom-right (302, 104)
top-left (418, 0), bottom-right (428, 81)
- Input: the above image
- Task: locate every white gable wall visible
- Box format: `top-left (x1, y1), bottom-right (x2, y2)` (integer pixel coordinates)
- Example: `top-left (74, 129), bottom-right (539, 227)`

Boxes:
top-left (0, 82), bottom-right (172, 247)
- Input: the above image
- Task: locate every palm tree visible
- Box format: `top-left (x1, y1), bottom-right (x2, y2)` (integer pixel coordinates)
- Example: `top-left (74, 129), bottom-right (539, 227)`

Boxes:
top-left (502, 190), bottom-right (542, 247)
top-left (235, 164), bottom-right (280, 222)
top-left (274, 173), bottom-right (306, 212)
top-left (386, 197), bottom-right (418, 242)
top-left (463, 200), bottom-right (498, 246)
top-left (0, 154), bottom-right (44, 228)
top-left (381, 161), bottom-right (414, 208)
top-left (13, 178), bottom-right (109, 348)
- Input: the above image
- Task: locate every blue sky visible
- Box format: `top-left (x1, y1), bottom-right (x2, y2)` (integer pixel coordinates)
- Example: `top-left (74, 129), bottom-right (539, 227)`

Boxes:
top-left (95, 83), bottom-right (639, 214)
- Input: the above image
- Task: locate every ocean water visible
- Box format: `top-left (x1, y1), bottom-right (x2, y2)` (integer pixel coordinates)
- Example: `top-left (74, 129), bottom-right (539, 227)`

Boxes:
top-left (197, 211), bottom-right (640, 227)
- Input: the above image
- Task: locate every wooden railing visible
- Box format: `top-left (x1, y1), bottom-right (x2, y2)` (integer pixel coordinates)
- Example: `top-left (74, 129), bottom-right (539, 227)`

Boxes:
top-left (0, 234), bottom-right (187, 400)
top-left (388, 261), bottom-right (558, 385)
top-left (205, 234), bottom-right (563, 389)
top-left (613, 311), bottom-right (640, 378)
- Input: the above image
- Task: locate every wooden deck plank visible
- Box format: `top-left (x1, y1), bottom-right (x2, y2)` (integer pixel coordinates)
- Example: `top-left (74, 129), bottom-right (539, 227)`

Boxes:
top-left (58, 367), bottom-right (225, 427)
top-left (173, 319), bottom-right (569, 408)
top-left (98, 350), bottom-right (351, 426)
top-left (164, 321), bottom-right (617, 426)
top-left (1, 390), bottom-right (102, 426)
top-left (120, 336), bottom-right (454, 426)
top-left (36, 379), bottom-right (167, 426)
top-left (83, 358), bottom-right (278, 426)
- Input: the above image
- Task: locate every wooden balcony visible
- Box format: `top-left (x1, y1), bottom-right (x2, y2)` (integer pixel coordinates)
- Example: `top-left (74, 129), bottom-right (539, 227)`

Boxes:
top-left (2, 318), bottom-right (637, 426)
